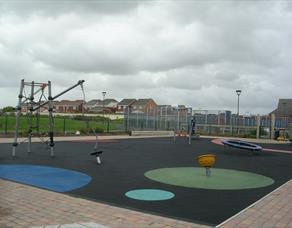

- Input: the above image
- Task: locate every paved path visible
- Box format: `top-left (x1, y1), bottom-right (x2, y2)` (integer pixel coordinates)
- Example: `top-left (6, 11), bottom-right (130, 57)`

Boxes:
top-left (0, 134), bottom-right (289, 144)
top-left (0, 179), bottom-right (291, 228)
top-left (217, 180), bottom-right (292, 228)
top-left (0, 135), bottom-right (171, 144)
top-left (0, 179), bottom-right (209, 228)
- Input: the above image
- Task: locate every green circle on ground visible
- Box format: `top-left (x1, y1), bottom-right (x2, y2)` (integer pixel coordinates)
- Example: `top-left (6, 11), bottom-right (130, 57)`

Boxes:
top-left (145, 167), bottom-right (274, 190)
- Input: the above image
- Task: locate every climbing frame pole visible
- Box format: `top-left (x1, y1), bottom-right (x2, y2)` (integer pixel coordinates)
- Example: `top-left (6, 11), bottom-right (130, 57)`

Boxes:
top-left (27, 81), bottom-right (34, 153)
top-left (12, 79), bottom-right (85, 157)
top-left (12, 79), bottom-right (25, 157)
top-left (47, 81), bottom-right (55, 157)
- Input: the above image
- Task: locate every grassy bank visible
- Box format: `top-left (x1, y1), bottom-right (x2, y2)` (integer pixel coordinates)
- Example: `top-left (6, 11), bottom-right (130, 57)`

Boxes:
top-left (0, 114), bottom-right (125, 136)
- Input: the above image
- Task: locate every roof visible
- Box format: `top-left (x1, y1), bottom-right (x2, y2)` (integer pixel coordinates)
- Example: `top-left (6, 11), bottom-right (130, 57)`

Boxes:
top-left (53, 100), bottom-right (84, 106)
top-left (117, 99), bottom-right (136, 106)
top-left (132, 99), bottom-right (156, 106)
top-left (269, 99), bottom-right (292, 117)
top-left (86, 99), bottom-right (101, 106)
top-left (103, 99), bottom-right (118, 105)
top-left (157, 105), bottom-right (172, 108)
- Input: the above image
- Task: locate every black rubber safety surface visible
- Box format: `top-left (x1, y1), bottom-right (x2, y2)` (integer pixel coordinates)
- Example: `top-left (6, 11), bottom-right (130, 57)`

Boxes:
top-left (0, 137), bottom-right (291, 226)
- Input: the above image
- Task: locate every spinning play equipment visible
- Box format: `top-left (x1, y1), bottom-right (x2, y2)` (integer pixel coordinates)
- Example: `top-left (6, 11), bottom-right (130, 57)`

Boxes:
top-left (197, 154), bottom-right (216, 176)
top-left (222, 139), bottom-right (262, 152)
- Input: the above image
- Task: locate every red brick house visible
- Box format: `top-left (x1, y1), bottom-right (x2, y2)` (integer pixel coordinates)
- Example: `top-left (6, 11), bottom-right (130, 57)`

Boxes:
top-left (116, 99), bottom-right (136, 113)
top-left (53, 100), bottom-right (85, 113)
top-left (130, 99), bottom-right (157, 114)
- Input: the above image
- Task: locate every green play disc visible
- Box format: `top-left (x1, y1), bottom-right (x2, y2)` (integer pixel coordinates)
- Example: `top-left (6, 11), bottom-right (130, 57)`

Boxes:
top-left (145, 167), bottom-right (274, 190)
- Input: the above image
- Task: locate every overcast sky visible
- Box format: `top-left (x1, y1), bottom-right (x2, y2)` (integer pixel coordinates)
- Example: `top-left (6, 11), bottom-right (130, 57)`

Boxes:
top-left (0, 0), bottom-right (291, 115)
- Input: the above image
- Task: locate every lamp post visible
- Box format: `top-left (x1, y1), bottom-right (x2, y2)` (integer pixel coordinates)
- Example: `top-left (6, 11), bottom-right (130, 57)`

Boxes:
top-left (102, 91), bottom-right (106, 119)
top-left (236, 89), bottom-right (242, 134)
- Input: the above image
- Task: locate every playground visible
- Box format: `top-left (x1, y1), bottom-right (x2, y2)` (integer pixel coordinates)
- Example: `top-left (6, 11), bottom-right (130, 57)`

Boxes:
top-left (0, 136), bottom-right (291, 226)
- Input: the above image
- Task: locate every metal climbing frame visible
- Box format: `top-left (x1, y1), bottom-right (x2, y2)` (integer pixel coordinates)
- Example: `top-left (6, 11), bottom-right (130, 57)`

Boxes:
top-left (12, 79), bottom-right (85, 157)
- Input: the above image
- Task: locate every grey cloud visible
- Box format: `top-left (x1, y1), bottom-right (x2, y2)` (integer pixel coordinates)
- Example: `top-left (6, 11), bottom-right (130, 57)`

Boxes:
top-left (1, 1), bottom-right (292, 114)
top-left (0, 0), bottom-right (146, 16)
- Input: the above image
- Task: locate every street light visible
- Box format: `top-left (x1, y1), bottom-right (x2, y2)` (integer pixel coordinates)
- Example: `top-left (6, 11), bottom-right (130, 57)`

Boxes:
top-left (236, 89), bottom-right (242, 134)
top-left (102, 91), bottom-right (106, 119)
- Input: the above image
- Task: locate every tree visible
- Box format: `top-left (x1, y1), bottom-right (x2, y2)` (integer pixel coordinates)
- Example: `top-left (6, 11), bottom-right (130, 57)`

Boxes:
top-left (2, 106), bottom-right (15, 113)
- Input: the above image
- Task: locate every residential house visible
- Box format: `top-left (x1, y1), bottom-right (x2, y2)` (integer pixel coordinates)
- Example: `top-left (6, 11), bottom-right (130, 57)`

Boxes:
top-left (84, 98), bottom-right (118, 113)
top-left (116, 99), bottom-right (136, 113)
top-left (130, 99), bottom-right (157, 114)
top-left (85, 99), bottom-right (102, 111)
top-left (270, 99), bottom-right (292, 118)
top-left (102, 99), bottom-right (118, 113)
top-left (156, 105), bottom-right (172, 118)
top-left (53, 100), bottom-right (85, 113)
top-left (269, 99), bottom-right (292, 128)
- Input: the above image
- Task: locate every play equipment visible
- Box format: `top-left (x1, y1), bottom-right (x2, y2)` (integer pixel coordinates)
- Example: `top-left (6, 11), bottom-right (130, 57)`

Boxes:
top-left (174, 114), bottom-right (200, 144)
top-left (90, 132), bottom-right (103, 164)
top-left (12, 79), bottom-right (85, 157)
top-left (197, 154), bottom-right (216, 176)
top-left (222, 139), bottom-right (262, 152)
top-left (90, 151), bottom-right (103, 164)
top-left (189, 115), bottom-right (200, 143)
top-left (274, 128), bottom-right (290, 142)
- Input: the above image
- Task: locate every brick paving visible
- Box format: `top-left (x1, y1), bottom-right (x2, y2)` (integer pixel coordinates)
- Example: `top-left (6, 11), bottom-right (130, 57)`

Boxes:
top-left (217, 180), bottom-right (292, 228)
top-left (0, 179), bottom-right (209, 228)
top-left (1, 179), bottom-right (291, 228)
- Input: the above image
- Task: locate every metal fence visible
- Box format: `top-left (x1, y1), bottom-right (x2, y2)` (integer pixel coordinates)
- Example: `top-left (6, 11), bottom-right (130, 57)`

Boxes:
top-left (1, 110), bottom-right (291, 139)
top-left (124, 108), bottom-right (292, 138)
top-left (124, 107), bottom-right (193, 132)
top-left (193, 110), bottom-right (291, 138)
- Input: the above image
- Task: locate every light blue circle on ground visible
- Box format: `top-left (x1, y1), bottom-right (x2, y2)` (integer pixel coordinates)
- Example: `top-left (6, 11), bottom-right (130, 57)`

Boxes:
top-left (0, 164), bottom-right (91, 192)
top-left (125, 189), bottom-right (175, 201)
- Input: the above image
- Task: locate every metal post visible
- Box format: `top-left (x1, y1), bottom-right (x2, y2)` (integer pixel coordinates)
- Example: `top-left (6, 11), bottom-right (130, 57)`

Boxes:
top-left (177, 107), bottom-right (180, 132)
top-left (136, 111), bottom-right (138, 130)
top-left (128, 106), bottom-right (131, 131)
top-left (164, 106), bottom-right (167, 130)
top-left (4, 113), bottom-right (8, 135)
top-left (236, 90), bottom-right (242, 135)
top-left (63, 116), bottom-right (66, 134)
top-left (28, 81), bottom-right (34, 153)
top-left (146, 108), bottom-right (149, 129)
top-left (188, 116), bottom-right (192, 145)
top-left (12, 79), bottom-right (25, 156)
top-left (48, 81), bottom-right (54, 157)
top-left (102, 91), bottom-right (106, 119)
top-left (36, 110), bottom-right (40, 133)
top-left (256, 114), bottom-right (261, 139)
top-left (107, 119), bottom-right (110, 133)
top-left (271, 114), bottom-right (275, 140)
top-left (160, 107), bottom-right (162, 129)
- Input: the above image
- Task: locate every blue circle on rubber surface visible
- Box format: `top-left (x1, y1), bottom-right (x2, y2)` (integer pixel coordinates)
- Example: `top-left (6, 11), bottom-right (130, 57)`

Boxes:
top-left (0, 164), bottom-right (91, 192)
top-left (125, 189), bottom-right (175, 201)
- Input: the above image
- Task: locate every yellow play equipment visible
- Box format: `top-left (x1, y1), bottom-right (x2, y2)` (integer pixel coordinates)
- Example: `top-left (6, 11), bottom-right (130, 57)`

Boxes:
top-left (197, 154), bottom-right (216, 177)
top-left (276, 128), bottom-right (290, 142)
